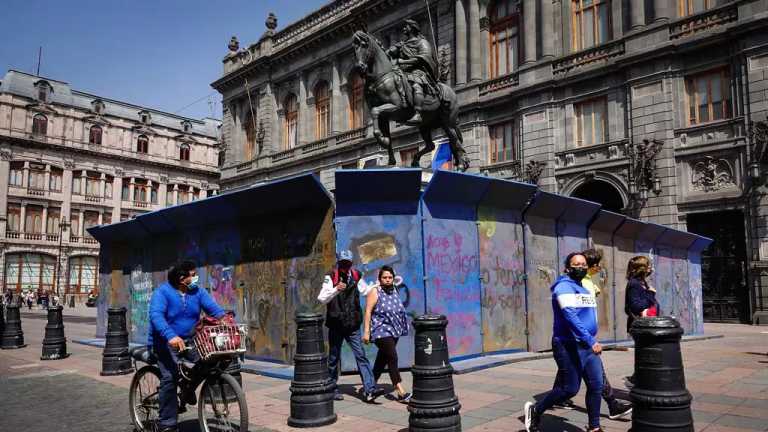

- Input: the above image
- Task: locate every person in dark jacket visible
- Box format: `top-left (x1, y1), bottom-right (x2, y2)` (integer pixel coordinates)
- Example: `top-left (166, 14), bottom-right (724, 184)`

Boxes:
top-left (624, 255), bottom-right (659, 332)
top-left (317, 250), bottom-right (378, 402)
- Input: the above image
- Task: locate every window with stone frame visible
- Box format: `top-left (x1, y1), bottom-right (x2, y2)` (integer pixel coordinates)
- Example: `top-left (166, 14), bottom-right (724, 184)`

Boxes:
top-left (32, 114), bottom-right (48, 136)
top-left (9, 161), bottom-right (24, 187)
top-left (4, 253), bottom-right (55, 293)
top-left (283, 94), bottom-right (299, 150)
top-left (166, 186), bottom-right (174, 206)
top-left (84, 172), bottom-right (101, 197)
top-left (89, 125), bottom-right (102, 145)
top-left (685, 68), bottom-right (732, 126)
top-left (70, 211), bottom-right (80, 237)
top-left (68, 256), bottom-right (98, 294)
top-left (678, 0), bottom-right (714, 17)
top-left (349, 73), bottom-right (365, 129)
top-left (136, 135), bottom-right (149, 153)
top-left (489, 0), bottom-right (520, 79)
top-left (121, 183), bottom-right (129, 201)
top-left (49, 167), bottom-right (63, 192)
top-left (243, 107), bottom-right (258, 161)
top-left (104, 176), bottom-right (113, 199)
top-left (132, 179), bottom-right (151, 203)
top-left (24, 205), bottom-right (43, 234)
top-left (489, 120), bottom-right (519, 163)
top-left (315, 81), bottom-right (331, 139)
top-left (571, 0), bottom-right (611, 52)
top-left (7, 204), bottom-right (21, 232)
top-left (28, 164), bottom-right (46, 191)
top-left (574, 97), bottom-right (608, 147)
top-left (399, 148), bottom-right (419, 167)
top-left (179, 143), bottom-right (190, 161)
top-left (46, 208), bottom-right (60, 234)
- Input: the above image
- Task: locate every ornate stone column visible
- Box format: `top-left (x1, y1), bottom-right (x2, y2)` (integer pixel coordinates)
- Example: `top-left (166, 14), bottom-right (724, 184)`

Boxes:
top-left (541, 0), bottom-right (554, 58)
top-left (455, 0), bottom-right (468, 85)
top-left (653, 0), bottom-right (670, 22)
top-left (468, 0), bottom-right (482, 81)
top-left (631, 0), bottom-right (646, 29)
top-left (78, 210), bottom-right (85, 236)
top-left (523, 0), bottom-right (537, 64)
top-left (19, 204), bottom-right (26, 233)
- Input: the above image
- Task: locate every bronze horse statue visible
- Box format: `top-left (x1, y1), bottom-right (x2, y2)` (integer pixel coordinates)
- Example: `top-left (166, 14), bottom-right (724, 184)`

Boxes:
top-left (352, 30), bottom-right (470, 171)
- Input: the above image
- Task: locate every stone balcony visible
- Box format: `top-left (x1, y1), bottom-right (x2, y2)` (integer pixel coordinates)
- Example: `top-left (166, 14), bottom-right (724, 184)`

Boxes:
top-left (552, 40), bottom-right (626, 75)
top-left (669, 3), bottom-right (738, 40)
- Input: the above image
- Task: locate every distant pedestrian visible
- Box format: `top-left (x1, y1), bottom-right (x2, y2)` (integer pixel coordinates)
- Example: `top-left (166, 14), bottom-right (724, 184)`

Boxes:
top-left (317, 250), bottom-right (379, 402)
top-left (524, 252), bottom-right (604, 432)
top-left (624, 255), bottom-right (659, 331)
top-left (363, 266), bottom-right (411, 403)
top-left (26, 292), bottom-right (34, 310)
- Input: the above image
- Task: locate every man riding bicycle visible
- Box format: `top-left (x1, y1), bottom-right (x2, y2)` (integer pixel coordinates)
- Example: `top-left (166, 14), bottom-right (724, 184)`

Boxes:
top-left (149, 261), bottom-right (225, 432)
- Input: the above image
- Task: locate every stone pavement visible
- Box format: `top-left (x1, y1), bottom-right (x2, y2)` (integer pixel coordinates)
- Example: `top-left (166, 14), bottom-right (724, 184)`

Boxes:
top-left (1, 315), bottom-right (766, 432)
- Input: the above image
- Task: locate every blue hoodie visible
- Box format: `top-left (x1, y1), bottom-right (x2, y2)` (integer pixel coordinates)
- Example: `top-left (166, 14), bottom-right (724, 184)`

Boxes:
top-left (550, 274), bottom-right (598, 348)
top-left (148, 281), bottom-right (225, 346)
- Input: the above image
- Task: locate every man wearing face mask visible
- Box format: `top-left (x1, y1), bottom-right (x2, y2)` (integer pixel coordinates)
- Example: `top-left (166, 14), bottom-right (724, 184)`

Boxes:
top-left (149, 260), bottom-right (225, 432)
top-left (524, 252), bottom-right (605, 432)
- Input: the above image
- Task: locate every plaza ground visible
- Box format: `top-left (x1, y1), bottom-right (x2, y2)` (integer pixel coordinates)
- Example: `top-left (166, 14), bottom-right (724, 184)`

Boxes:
top-left (1, 310), bottom-right (766, 432)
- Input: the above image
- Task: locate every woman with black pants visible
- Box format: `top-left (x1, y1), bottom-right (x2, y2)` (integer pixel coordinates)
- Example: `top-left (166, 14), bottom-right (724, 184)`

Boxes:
top-left (363, 265), bottom-right (411, 403)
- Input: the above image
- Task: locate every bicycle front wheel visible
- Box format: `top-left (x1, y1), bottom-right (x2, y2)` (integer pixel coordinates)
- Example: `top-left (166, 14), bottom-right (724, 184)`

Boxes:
top-left (198, 372), bottom-right (249, 432)
top-left (129, 365), bottom-right (162, 432)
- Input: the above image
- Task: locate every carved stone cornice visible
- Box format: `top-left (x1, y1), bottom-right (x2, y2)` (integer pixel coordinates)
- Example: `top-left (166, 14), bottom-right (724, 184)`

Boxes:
top-left (0, 149), bottom-right (12, 161)
top-left (552, 40), bottom-right (625, 75)
top-left (670, 3), bottom-right (738, 40)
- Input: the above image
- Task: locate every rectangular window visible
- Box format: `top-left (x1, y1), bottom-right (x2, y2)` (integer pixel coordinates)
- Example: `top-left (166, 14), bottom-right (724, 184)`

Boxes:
top-left (72, 176), bottom-right (82, 195)
top-left (121, 184), bottom-right (129, 201)
top-left (574, 97), bottom-right (608, 147)
top-left (399, 148), bottom-right (419, 167)
top-left (25, 205), bottom-right (43, 234)
top-left (489, 121), bottom-right (518, 163)
top-left (70, 212), bottom-right (80, 237)
top-left (166, 188), bottom-right (174, 206)
top-left (49, 169), bottom-right (62, 192)
top-left (7, 204), bottom-right (21, 232)
top-left (678, 0), bottom-right (713, 17)
top-left (85, 177), bottom-right (100, 196)
top-left (105, 180), bottom-right (113, 199)
top-left (9, 164), bottom-right (23, 187)
top-left (29, 170), bottom-right (45, 190)
top-left (685, 68), bottom-right (732, 125)
top-left (489, 4), bottom-right (519, 79)
top-left (46, 208), bottom-right (60, 234)
top-left (572, 0), bottom-right (611, 52)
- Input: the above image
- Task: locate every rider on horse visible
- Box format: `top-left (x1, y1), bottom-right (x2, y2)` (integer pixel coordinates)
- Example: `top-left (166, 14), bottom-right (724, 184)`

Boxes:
top-left (387, 19), bottom-right (440, 125)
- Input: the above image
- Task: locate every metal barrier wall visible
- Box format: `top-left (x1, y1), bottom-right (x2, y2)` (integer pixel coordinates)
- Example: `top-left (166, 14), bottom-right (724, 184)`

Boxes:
top-left (90, 174), bottom-right (335, 363)
top-left (478, 178), bottom-right (536, 353)
top-left (588, 210), bottom-right (626, 342)
top-left (334, 169), bottom-right (426, 369)
top-left (91, 170), bottom-right (712, 363)
top-left (421, 171), bottom-right (487, 358)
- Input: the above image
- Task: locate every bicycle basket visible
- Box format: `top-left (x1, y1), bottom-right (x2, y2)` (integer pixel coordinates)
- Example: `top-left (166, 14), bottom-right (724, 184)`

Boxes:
top-left (193, 324), bottom-right (247, 360)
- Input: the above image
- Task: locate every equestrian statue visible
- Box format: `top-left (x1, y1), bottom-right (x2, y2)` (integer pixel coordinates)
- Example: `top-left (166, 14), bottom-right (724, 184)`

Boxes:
top-left (352, 19), bottom-right (470, 171)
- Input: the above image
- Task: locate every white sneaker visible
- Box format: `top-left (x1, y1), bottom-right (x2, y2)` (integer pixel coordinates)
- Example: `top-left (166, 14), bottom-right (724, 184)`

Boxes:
top-left (524, 401), bottom-right (539, 432)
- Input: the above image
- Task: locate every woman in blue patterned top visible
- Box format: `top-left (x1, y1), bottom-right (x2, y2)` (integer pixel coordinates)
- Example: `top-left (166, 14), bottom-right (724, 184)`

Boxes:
top-left (363, 265), bottom-right (411, 403)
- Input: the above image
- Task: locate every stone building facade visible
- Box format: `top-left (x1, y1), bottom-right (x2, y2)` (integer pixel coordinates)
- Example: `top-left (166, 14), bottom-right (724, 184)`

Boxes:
top-left (0, 70), bottom-right (221, 301)
top-left (213, 0), bottom-right (768, 323)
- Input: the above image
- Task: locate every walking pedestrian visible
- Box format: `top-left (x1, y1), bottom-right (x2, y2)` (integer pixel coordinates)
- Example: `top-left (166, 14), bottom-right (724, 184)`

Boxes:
top-left (524, 252), bottom-right (605, 432)
top-left (26, 291), bottom-right (34, 310)
top-left (317, 250), bottom-right (379, 402)
top-left (362, 266), bottom-right (412, 403)
top-left (624, 255), bottom-right (659, 386)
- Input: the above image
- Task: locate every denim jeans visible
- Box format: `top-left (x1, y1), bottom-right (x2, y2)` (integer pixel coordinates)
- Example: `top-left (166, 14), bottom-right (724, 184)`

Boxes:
top-left (535, 338), bottom-right (604, 429)
top-left (327, 327), bottom-right (375, 394)
top-left (154, 339), bottom-right (199, 428)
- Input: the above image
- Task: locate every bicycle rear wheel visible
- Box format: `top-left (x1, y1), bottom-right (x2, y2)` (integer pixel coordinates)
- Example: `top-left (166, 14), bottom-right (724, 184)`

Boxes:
top-left (129, 365), bottom-right (162, 432)
top-left (198, 372), bottom-right (249, 432)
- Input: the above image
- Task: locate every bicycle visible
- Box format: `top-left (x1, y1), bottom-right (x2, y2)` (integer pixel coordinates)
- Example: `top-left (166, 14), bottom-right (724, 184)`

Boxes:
top-left (128, 323), bottom-right (250, 432)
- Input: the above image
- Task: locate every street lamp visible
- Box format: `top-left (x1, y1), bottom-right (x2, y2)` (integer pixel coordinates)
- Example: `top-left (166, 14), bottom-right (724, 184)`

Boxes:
top-left (53, 216), bottom-right (70, 299)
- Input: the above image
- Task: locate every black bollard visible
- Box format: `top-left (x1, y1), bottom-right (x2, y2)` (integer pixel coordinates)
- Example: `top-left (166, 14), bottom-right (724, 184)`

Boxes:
top-left (69, 294), bottom-right (75, 308)
top-left (41, 305), bottom-right (69, 360)
top-left (287, 312), bottom-right (336, 428)
top-left (630, 317), bottom-right (693, 432)
top-left (1, 303), bottom-right (26, 349)
top-left (409, 314), bottom-right (461, 432)
top-left (101, 307), bottom-right (134, 376)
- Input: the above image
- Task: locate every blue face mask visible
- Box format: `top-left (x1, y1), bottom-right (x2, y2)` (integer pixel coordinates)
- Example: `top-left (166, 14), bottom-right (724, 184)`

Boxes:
top-left (188, 275), bottom-right (200, 288)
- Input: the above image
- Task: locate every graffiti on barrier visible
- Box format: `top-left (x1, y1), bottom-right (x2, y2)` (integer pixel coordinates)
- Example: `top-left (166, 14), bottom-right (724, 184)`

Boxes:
top-left (129, 264), bottom-right (154, 339)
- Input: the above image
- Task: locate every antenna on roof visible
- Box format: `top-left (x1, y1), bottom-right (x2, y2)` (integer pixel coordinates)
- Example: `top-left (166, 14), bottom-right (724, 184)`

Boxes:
top-left (36, 46), bottom-right (42, 76)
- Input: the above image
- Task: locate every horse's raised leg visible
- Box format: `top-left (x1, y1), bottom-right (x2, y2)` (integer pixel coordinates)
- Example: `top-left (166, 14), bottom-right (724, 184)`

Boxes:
top-left (371, 103), bottom-right (400, 166)
top-left (443, 124), bottom-right (470, 172)
top-left (411, 126), bottom-right (435, 168)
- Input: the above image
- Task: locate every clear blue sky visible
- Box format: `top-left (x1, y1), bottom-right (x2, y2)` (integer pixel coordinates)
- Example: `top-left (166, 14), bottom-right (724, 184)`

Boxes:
top-left (0, 0), bottom-right (328, 120)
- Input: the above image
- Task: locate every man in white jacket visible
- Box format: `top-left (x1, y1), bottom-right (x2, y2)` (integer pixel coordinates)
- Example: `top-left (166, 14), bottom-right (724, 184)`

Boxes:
top-left (317, 250), bottom-right (379, 402)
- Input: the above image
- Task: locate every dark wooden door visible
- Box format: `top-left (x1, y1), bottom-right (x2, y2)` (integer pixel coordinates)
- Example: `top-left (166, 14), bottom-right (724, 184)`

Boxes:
top-left (687, 210), bottom-right (749, 323)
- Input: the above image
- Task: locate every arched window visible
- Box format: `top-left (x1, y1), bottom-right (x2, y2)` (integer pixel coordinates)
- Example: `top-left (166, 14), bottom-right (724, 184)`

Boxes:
top-left (89, 125), bottom-right (102, 145)
top-left (68, 256), bottom-right (98, 294)
top-left (283, 94), bottom-right (298, 150)
top-left (349, 73), bottom-right (365, 129)
top-left (179, 143), bottom-right (190, 161)
top-left (314, 81), bottom-right (331, 139)
top-left (3, 253), bottom-right (56, 293)
top-left (136, 135), bottom-right (149, 153)
top-left (32, 114), bottom-right (48, 136)
top-left (489, 0), bottom-right (520, 79)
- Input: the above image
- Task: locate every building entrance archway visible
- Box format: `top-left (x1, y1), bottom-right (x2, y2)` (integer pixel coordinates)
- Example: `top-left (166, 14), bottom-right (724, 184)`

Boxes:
top-left (571, 180), bottom-right (625, 213)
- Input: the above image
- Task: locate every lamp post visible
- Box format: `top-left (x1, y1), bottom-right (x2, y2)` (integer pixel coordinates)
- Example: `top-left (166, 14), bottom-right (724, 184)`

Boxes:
top-left (53, 217), bottom-right (70, 299)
